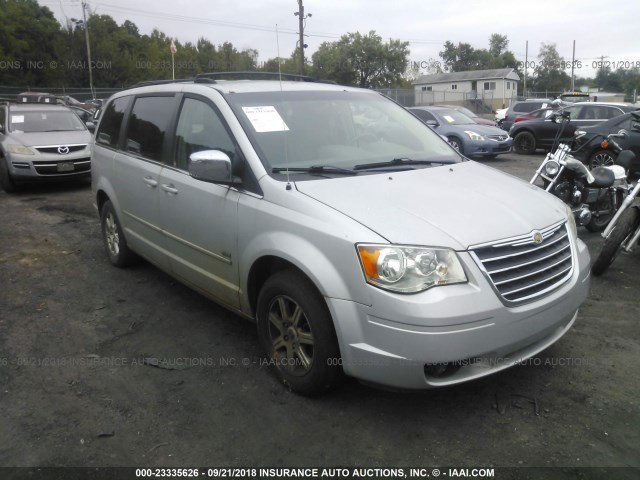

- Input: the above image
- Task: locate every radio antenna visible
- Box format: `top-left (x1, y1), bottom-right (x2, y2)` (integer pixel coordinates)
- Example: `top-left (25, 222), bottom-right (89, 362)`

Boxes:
top-left (276, 24), bottom-right (292, 190)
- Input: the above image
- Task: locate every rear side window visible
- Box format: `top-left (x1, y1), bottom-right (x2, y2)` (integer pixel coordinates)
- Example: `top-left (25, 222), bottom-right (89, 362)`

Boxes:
top-left (125, 96), bottom-right (175, 162)
top-left (96, 96), bottom-right (129, 148)
top-left (513, 102), bottom-right (545, 113)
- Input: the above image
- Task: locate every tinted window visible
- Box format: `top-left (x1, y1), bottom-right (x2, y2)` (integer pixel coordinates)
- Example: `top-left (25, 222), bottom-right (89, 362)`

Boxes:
top-left (125, 96), bottom-right (175, 162)
top-left (173, 97), bottom-right (236, 170)
top-left (96, 96), bottom-right (129, 148)
top-left (513, 102), bottom-right (546, 113)
top-left (411, 109), bottom-right (436, 122)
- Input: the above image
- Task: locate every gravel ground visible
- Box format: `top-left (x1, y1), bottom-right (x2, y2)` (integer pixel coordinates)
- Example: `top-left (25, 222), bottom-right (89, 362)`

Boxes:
top-left (0, 154), bottom-right (638, 479)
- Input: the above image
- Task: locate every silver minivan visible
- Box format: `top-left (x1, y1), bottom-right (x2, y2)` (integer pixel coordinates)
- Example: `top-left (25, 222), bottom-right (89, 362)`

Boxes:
top-left (91, 76), bottom-right (591, 395)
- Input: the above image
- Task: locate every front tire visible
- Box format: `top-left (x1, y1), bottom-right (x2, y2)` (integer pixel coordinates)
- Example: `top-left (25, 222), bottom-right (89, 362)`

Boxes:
top-left (100, 200), bottom-right (136, 267)
top-left (513, 131), bottom-right (536, 154)
top-left (591, 208), bottom-right (640, 276)
top-left (447, 137), bottom-right (462, 154)
top-left (256, 270), bottom-right (342, 396)
top-left (0, 159), bottom-right (21, 193)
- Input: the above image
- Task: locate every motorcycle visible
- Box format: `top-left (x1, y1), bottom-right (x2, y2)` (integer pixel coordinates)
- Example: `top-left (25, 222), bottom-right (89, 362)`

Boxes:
top-left (530, 112), bottom-right (635, 232)
top-left (591, 179), bottom-right (640, 275)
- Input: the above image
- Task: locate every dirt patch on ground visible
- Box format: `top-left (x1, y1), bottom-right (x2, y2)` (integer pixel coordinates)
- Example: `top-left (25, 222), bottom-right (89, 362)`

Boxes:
top-left (0, 163), bottom-right (638, 477)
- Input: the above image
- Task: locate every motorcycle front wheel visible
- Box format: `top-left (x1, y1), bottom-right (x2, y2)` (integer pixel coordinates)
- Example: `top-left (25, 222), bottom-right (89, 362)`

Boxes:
top-left (591, 208), bottom-right (640, 276)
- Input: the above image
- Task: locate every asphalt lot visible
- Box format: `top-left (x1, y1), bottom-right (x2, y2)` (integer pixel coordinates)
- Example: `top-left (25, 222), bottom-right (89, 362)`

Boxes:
top-left (0, 152), bottom-right (639, 478)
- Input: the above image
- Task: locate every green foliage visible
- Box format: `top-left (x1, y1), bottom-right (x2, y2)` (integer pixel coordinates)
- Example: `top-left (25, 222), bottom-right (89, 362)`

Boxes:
top-left (439, 35), bottom-right (520, 74)
top-left (530, 42), bottom-right (571, 93)
top-left (0, 0), bottom-right (257, 88)
top-left (309, 31), bottom-right (410, 88)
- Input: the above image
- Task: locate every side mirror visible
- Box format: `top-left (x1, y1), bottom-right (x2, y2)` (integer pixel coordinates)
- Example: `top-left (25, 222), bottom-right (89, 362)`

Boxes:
top-left (426, 119), bottom-right (438, 127)
top-left (188, 150), bottom-right (239, 184)
top-left (86, 121), bottom-right (96, 133)
top-left (631, 122), bottom-right (640, 133)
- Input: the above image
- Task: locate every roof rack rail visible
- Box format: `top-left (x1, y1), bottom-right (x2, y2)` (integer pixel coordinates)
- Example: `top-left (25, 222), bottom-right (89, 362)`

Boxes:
top-left (194, 71), bottom-right (316, 82)
top-left (130, 78), bottom-right (194, 88)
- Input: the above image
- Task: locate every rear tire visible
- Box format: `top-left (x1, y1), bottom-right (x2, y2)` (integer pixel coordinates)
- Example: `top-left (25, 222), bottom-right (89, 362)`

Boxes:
top-left (256, 269), bottom-right (343, 396)
top-left (513, 131), bottom-right (536, 154)
top-left (591, 208), bottom-right (640, 276)
top-left (100, 200), bottom-right (136, 267)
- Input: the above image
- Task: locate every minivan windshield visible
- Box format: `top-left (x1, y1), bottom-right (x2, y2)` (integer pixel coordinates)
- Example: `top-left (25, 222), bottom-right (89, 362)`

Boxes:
top-left (9, 109), bottom-right (86, 133)
top-left (226, 90), bottom-right (460, 173)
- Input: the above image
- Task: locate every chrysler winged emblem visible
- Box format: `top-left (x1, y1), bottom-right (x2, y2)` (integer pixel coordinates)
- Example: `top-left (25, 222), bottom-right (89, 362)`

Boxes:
top-left (532, 230), bottom-right (543, 244)
top-left (57, 146), bottom-right (70, 154)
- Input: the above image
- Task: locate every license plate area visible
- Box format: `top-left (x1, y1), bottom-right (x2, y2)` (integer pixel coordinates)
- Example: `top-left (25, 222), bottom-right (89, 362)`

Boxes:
top-left (57, 162), bottom-right (75, 172)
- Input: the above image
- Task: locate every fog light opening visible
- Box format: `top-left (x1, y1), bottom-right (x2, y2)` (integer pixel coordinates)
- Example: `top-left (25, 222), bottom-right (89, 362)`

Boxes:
top-left (424, 362), bottom-right (463, 379)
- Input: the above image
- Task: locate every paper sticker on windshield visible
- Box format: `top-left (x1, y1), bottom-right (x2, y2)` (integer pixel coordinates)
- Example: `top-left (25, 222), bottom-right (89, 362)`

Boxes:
top-left (11, 115), bottom-right (25, 123)
top-left (443, 115), bottom-right (455, 123)
top-left (242, 106), bottom-right (289, 133)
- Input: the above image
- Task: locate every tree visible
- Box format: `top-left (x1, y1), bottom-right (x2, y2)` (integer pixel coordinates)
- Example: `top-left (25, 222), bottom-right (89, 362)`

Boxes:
top-left (0, 0), bottom-right (66, 85)
top-left (439, 35), bottom-right (519, 73)
top-left (531, 42), bottom-right (571, 93)
top-left (310, 31), bottom-right (410, 88)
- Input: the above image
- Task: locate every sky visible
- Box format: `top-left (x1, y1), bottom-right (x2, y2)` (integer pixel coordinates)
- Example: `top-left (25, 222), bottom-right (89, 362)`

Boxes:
top-left (41, 0), bottom-right (640, 81)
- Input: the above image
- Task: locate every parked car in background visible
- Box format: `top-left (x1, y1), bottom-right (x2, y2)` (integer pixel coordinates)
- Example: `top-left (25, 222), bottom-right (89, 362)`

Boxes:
top-left (0, 103), bottom-right (92, 192)
top-left (513, 107), bottom-right (555, 124)
top-left (494, 107), bottom-right (508, 126)
top-left (56, 95), bottom-right (97, 112)
top-left (501, 99), bottom-right (554, 131)
top-left (69, 105), bottom-right (96, 130)
top-left (91, 74), bottom-right (589, 395)
top-left (509, 102), bottom-right (638, 154)
top-left (572, 110), bottom-right (640, 174)
top-left (409, 106), bottom-right (511, 158)
top-left (434, 105), bottom-right (498, 127)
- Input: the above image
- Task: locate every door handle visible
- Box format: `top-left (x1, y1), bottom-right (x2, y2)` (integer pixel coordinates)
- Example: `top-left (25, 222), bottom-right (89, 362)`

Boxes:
top-left (161, 183), bottom-right (179, 195)
top-left (143, 176), bottom-right (158, 188)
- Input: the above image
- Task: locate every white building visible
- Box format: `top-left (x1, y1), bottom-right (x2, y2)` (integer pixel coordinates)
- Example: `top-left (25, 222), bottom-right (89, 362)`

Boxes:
top-left (413, 68), bottom-right (520, 112)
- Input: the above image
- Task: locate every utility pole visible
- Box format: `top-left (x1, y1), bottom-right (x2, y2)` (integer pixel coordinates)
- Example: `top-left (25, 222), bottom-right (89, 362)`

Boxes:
top-left (294, 0), bottom-right (311, 75)
top-left (81, 0), bottom-right (94, 98)
top-left (571, 40), bottom-right (575, 91)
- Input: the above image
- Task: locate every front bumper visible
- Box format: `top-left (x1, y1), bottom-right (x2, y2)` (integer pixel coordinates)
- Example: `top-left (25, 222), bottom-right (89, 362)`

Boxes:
top-left (7, 150), bottom-right (91, 183)
top-left (466, 138), bottom-right (512, 157)
top-left (326, 237), bottom-right (590, 390)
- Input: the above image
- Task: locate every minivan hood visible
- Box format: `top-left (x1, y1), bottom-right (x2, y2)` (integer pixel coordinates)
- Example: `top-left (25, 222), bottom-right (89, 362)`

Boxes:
top-left (8, 130), bottom-right (91, 146)
top-left (295, 161), bottom-right (566, 249)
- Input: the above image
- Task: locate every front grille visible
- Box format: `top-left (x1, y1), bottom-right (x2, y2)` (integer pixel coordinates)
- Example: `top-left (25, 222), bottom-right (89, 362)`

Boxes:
top-left (469, 222), bottom-right (573, 305)
top-left (35, 144), bottom-right (87, 154)
top-left (32, 157), bottom-right (91, 175)
top-left (488, 135), bottom-right (509, 142)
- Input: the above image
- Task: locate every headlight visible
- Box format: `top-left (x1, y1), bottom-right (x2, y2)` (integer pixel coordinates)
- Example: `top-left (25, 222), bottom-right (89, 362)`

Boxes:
top-left (544, 160), bottom-right (560, 176)
top-left (565, 204), bottom-right (578, 240)
top-left (7, 144), bottom-right (35, 155)
top-left (357, 244), bottom-right (467, 293)
top-left (464, 130), bottom-right (484, 141)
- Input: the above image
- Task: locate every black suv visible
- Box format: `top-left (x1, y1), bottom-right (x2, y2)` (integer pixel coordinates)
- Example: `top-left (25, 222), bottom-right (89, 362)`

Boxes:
top-left (509, 102), bottom-right (638, 154)
top-left (572, 110), bottom-right (640, 174)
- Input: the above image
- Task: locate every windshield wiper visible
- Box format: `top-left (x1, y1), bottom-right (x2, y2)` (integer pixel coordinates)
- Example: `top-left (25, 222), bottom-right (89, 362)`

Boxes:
top-left (354, 157), bottom-right (454, 170)
top-left (271, 165), bottom-right (358, 175)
